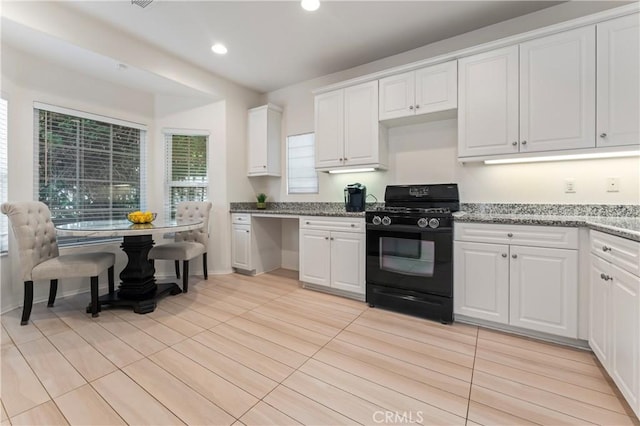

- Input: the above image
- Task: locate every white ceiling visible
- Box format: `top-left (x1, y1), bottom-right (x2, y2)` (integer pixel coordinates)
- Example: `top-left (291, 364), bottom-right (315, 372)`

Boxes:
top-left (56, 0), bottom-right (569, 94)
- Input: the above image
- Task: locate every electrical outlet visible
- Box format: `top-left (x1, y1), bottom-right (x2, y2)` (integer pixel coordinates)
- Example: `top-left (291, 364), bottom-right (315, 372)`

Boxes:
top-left (606, 177), bottom-right (620, 192)
top-left (564, 178), bottom-right (576, 193)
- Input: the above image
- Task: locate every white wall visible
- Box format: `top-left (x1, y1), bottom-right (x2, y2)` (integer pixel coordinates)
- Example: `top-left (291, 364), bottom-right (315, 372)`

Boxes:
top-left (265, 1), bottom-right (639, 205)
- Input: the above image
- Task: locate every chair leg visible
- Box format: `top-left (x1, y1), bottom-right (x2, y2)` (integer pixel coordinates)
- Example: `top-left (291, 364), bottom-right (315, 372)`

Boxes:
top-left (175, 260), bottom-right (181, 279)
top-left (203, 253), bottom-right (208, 280)
top-left (108, 266), bottom-right (115, 294)
top-left (90, 276), bottom-right (99, 318)
top-left (182, 260), bottom-right (189, 293)
top-left (47, 279), bottom-right (58, 307)
top-left (21, 281), bottom-right (34, 326)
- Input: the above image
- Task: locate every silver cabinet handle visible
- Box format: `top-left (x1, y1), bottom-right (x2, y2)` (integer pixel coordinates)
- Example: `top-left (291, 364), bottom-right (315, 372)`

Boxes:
top-left (507, 233), bottom-right (513, 237)
top-left (350, 224), bottom-right (355, 227)
top-left (415, 104), bottom-right (420, 109)
top-left (600, 273), bottom-right (613, 281)
top-left (325, 236), bottom-right (329, 240)
top-left (602, 245), bottom-right (611, 252)
top-left (600, 133), bottom-right (607, 138)
top-left (521, 140), bottom-right (527, 145)
top-left (409, 105), bottom-right (414, 110)
top-left (344, 158), bottom-right (348, 161)
top-left (339, 158), bottom-right (343, 162)
top-left (330, 237), bottom-right (334, 240)
top-left (245, 230), bottom-right (249, 233)
top-left (263, 165), bottom-right (266, 168)
top-left (512, 254), bottom-right (518, 259)
top-left (502, 253), bottom-right (507, 258)
top-left (306, 221), bottom-right (310, 224)
top-left (238, 218), bottom-right (243, 221)
top-left (512, 141), bottom-right (518, 146)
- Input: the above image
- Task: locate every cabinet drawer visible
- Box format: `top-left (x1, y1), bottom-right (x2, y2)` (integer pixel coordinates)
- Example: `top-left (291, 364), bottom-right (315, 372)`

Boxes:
top-left (454, 223), bottom-right (578, 249)
top-left (300, 216), bottom-right (364, 233)
top-left (231, 213), bottom-right (251, 225)
top-left (591, 230), bottom-right (640, 276)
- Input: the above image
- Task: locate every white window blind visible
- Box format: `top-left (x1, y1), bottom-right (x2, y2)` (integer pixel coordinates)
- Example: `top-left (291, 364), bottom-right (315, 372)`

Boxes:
top-left (35, 105), bottom-right (147, 245)
top-left (164, 131), bottom-right (209, 219)
top-left (287, 133), bottom-right (318, 194)
top-left (0, 98), bottom-right (8, 253)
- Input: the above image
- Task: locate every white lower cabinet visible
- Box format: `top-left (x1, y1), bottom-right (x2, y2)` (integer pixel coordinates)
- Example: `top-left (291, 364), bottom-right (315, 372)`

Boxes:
top-left (589, 231), bottom-right (640, 419)
top-left (231, 223), bottom-right (251, 270)
top-left (299, 216), bottom-right (365, 296)
top-left (230, 213), bottom-right (283, 275)
top-left (454, 223), bottom-right (579, 338)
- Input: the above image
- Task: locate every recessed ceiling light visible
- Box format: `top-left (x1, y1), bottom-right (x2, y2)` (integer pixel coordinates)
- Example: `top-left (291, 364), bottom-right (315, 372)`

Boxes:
top-left (301, 0), bottom-right (320, 12)
top-left (211, 43), bottom-right (228, 55)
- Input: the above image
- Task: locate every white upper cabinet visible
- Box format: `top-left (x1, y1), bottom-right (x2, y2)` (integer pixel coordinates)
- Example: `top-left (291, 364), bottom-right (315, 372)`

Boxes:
top-left (458, 46), bottom-right (519, 158)
top-left (315, 80), bottom-right (387, 171)
top-left (315, 90), bottom-right (344, 169)
top-left (597, 13), bottom-right (640, 148)
top-left (379, 61), bottom-right (457, 121)
top-left (458, 27), bottom-right (597, 159)
top-left (519, 26), bottom-right (596, 153)
top-left (247, 104), bottom-right (282, 176)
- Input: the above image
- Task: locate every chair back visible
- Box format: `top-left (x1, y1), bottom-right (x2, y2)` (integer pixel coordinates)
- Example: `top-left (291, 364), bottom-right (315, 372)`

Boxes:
top-left (1, 201), bottom-right (60, 281)
top-left (175, 201), bottom-right (212, 246)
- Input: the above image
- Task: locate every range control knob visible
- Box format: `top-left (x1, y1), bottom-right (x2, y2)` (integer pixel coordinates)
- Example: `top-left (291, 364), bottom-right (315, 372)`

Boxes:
top-left (428, 218), bottom-right (440, 229)
top-left (381, 216), bottom-right (391, 226)
top-left (372, 216), bottom-right (382, 225)
top-left (417, 218), bottom-right (428, 228)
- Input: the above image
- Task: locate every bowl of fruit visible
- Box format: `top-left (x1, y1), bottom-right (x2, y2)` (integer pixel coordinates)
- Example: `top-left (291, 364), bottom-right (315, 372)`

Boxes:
top-left (127, 211), bottom-right (156, 224)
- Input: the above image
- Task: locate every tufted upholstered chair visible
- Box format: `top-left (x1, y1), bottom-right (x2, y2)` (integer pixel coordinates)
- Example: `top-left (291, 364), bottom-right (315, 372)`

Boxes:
top-left (1, 201), bottom-right (116, 325)
top-left (148, 201), bottom-right (212, 292)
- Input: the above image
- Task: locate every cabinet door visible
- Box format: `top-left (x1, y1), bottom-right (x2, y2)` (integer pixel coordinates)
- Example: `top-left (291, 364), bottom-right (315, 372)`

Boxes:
top-left (597, 14), bottom-right (640, 148)
top-left (509, 246), bottom-right (578, 338)
top-left (344, 81), bottom-right (379, 167)
top-left (610, 263), bottom-right (640, 415)
top-left (247, 108), bottom-right (268, 175)
top-left (315, 90), bottom-right (344, 169)
top-left (589, 254), bottom-right (610, 366)
top-left (453, 241), bottom-right (509, 324)
top-left (458, 46), bottom-right (519, 158)
top-left (231, 224), bottom-right (251, 270)
top-left (299, 229), bottom-right (331, 287)
top-left (330, 231), bottom-right (364, 294)
top-left (520, 26), bottom-right (596, 153)
top-left (379, 71), bottom-right (415, 120)
top-left (415, 61), bottom-right (457, 115)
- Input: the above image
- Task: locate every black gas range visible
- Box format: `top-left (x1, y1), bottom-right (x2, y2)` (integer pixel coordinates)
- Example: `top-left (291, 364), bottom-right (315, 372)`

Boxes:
top-left (365, 184), bottom-right (459, 323)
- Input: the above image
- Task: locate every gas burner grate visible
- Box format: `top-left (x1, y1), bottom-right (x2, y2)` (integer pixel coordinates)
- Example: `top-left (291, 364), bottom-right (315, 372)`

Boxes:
top-left (131, 0), bottom-right (153, 8)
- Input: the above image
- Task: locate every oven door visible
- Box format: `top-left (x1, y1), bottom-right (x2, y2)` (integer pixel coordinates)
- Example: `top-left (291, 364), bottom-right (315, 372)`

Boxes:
top-left (366, 224), bottom-right (452, 297)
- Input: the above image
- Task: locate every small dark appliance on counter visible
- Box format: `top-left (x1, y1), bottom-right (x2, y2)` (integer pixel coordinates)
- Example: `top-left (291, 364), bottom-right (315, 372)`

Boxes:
top-left (344, 183), bottom-right (366, 212)
top-left (366, 183), bottom-right (459, 324)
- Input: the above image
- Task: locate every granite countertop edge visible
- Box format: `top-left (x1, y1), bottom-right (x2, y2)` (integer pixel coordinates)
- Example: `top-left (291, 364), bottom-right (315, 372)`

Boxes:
top-left (453, 212), bottom-right (640, 242)
top-left (230, 208), bottom-right (365, 218)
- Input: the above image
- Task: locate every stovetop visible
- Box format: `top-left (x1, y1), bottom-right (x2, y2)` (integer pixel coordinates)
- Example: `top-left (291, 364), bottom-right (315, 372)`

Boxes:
top-left (365, 183), bottom-right (459, 229)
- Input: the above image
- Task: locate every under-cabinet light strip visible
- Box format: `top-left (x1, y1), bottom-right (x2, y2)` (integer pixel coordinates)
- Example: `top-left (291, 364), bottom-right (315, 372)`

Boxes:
top-left (484, 150), bottom-right (640, 165)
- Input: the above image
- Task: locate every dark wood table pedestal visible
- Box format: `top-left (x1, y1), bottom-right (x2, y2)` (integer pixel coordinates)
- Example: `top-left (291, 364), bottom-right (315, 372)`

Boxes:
top-left (85, 234), bottom-right (181, 315)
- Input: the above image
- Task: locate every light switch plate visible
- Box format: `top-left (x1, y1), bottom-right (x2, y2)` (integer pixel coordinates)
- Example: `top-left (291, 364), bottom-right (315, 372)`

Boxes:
top-left (564, 178), bottom-right (576, 193)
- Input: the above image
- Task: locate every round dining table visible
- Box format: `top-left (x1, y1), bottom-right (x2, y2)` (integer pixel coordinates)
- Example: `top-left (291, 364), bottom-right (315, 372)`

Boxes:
top-left (56, 218), bottom-right (203, 314)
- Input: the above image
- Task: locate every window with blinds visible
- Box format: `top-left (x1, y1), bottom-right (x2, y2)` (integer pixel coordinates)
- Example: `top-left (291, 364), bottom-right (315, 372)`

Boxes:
top-left (35, 104), bottom-right (147, 245)
top-left (0, 98), bottom-right (8, 254)
top-left (164, 131), bottom-right (208, 219)
top-left (287, 133), bottom-right (318, 194)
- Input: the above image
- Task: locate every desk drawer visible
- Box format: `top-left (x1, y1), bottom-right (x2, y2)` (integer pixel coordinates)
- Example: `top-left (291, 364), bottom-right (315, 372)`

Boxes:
top-left (231, 213), bottom-right (251, 225)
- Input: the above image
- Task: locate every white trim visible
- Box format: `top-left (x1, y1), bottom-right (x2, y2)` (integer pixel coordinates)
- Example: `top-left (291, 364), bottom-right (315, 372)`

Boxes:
top-left (313, 3), bottom-right (640, 94)
top-left (162, 128), bottom-right (210, 136)
top-left (33, 101), bottom-right (148, 130)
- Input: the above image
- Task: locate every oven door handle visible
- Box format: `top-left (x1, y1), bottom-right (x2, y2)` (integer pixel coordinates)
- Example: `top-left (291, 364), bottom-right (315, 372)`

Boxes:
top-left (366, 224), bottom-right (452, 233)
top-left (370, 288), bottom-right (435, 303)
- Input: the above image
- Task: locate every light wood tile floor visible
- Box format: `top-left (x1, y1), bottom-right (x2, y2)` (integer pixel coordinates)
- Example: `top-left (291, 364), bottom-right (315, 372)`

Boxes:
top-left (1, 270), bottom-right (638, 426)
